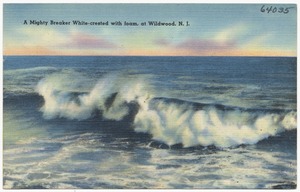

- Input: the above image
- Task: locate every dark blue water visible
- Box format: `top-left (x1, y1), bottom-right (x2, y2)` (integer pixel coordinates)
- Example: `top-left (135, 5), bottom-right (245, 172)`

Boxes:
top-left (3, 56), bottom-right (297, 189)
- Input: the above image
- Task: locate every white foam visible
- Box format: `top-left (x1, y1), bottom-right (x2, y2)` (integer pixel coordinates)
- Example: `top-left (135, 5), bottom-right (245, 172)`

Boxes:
top-left (37, 72), bottom-right (297, 148)
top-left (36, 72), bottom-right (153, 120)
top-left (135, 100), bottom-right (296, 147)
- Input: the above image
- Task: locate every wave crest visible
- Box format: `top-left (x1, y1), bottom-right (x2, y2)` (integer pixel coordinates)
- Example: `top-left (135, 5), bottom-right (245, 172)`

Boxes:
top-left (135, 99), bottom-right (296, 147)
top-left (36, 72), bottom-right (297, 148)
top-left (36, 72), bottom-right (151, 120)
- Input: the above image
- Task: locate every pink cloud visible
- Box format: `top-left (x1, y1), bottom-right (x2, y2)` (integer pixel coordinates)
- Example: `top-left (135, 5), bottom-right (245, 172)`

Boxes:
top-left (175, 39), bottom-right (236, 51)
top-left (154, 38), bottom-right (236, 52)
top-left (63, 33), bottom-right (117, 49)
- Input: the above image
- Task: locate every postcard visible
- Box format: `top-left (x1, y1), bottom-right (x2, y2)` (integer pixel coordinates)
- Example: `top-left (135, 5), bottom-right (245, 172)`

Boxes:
top-left (2, 3), bottom-right (297, 189)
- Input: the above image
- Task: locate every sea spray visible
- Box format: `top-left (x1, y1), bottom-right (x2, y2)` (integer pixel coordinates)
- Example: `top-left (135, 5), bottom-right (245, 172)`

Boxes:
top-left (36, 72), bottom-right (297, 148)
top-left (36, 72), bottom-right (153, 121)
top-left (134, 99), bottom-right (296, 147)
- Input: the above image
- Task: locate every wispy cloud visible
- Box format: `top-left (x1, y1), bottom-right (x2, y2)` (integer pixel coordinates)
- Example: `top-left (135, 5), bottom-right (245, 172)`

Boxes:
top-left (18, 26), bottom-right (67, 47)
top-left (153, 37), bottom-right (237, 54)
top-left (62, 33), bottom-right (117, 49)
top-left (175, 39), bottom-right (236, 52)
top-left (242, 33), bottom-right (273, 49)
top-left (213, 23), bottom-right (248, 42)
top-left (154, 38), bottom-right (171, 46)
top-left (4, 4), bottom-right (296, 56)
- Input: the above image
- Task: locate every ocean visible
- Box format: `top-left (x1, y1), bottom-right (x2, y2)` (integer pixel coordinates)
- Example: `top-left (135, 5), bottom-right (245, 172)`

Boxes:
top-left (3, 56), bottom-right (297, 189)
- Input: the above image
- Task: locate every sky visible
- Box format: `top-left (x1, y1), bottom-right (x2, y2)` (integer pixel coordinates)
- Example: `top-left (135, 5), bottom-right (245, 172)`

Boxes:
top-left (3, 4), bottom-right (297, 56)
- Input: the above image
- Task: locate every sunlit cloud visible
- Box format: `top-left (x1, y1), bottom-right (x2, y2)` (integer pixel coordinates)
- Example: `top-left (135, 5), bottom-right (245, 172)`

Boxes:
top-left (243, 33), bottom-right (273, 49)
top-left (4, 27), bottom-right (120, 55)
top-left (20, 26), bottom-right (68, 47)
top-left (4, 26), bottom-right (68, 55)
top-left (152, 23), bottom-right (245, 54)
top-left (3, 21), bottom-right (296, 56)
top-left (213, 23), bottom-right (248, 43)
top-left (4, 4), bottom-right (296, 56)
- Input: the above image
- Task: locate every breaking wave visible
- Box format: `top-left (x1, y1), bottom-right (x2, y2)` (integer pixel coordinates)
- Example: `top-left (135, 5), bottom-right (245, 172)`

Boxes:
top-left (36, 72), bottom-right (297, 148)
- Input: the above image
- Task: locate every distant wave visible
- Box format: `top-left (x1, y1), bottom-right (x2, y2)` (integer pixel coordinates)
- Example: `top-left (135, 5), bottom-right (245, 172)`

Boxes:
top-left (4, 66), bottom-right (58, 74)
top-left (36, 72), bottom-right (297, 148)
top-left (4, 67), bottom-right (60, 97)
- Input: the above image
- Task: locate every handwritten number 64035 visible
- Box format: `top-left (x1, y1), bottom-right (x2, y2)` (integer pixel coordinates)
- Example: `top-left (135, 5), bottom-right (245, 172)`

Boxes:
top-left (261, 5), bottom-right (294, 14)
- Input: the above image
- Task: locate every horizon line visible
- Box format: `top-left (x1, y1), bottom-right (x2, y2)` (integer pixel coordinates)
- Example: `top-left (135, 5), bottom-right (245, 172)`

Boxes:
top-left (3, 55), bottom-right (297, 58)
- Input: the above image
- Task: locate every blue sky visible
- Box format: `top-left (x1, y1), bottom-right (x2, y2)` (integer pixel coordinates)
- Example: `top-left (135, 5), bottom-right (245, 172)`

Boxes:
top-left (3, 4), bottom-right (297, 56)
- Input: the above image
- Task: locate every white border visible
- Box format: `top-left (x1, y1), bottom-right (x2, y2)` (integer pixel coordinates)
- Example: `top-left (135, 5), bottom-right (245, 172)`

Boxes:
top-left (1, 1), bottom-right (299, 192)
